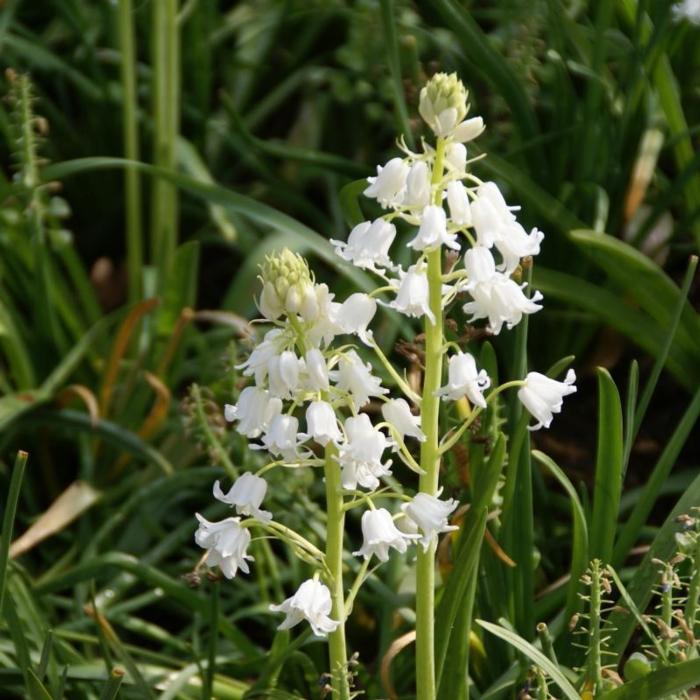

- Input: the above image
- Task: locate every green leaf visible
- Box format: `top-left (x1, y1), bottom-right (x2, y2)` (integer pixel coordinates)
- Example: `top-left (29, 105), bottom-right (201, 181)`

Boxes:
top-left (589, 368), bottom-right (624, 564)
top-left (600, 658), bottom-right (700, 700)
top-left (338, 179), bottom-right (367, 229)
top-left (477, 620), bottom-right (580, 700)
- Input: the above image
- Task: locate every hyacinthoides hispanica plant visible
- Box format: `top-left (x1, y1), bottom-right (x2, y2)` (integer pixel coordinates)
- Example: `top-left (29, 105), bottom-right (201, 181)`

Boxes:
top-left (192, 74), bottom-right (577, 699)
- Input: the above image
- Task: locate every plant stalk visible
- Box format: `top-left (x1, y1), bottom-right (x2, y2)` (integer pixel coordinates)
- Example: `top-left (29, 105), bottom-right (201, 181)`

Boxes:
top-left (324, 443), bottom-right (350, 700)
top-left (415, 136), bottom-right (446, 700)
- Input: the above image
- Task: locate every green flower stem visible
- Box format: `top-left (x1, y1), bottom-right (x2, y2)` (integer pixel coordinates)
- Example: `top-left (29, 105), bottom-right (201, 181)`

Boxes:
top-left (323, 442), bottom-right (350, 700)
top-left (415, 136), bottom-right (447, 700)
top-left (370, 339), bottom-right (422, 405)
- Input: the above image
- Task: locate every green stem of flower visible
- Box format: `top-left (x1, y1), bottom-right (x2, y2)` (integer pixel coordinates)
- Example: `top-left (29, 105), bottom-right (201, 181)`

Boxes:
top-left (323, 442), bottom-right (350, 700)
top-left (415, 136), bottom-right (447, 700)
top-left (370, 339), bottom-right (422, 405)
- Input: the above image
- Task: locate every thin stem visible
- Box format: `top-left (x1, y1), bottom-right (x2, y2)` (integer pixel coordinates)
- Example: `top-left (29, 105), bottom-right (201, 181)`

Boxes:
top-left (323, 442), bottom-right (350, 700)
top-left (370, 339), bottom-right (422, 405)
top-left (415, 136), bottom-right (447, 700)
top-left (118, 0), bottom-right (142, 304)
top-left (345, 557), bottom-right (372, 613)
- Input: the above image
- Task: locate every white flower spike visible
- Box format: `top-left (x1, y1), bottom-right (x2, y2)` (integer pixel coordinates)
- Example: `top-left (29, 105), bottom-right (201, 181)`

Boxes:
top-left (269, 578), bottom-right (339, 637)
top-left (353, 508), bottom-right (420, 562)
top-left (401, 491), bottom-right (459, 551)
top-left (334, 293), bottom-right (377, 345)
top-left (254, 414), bottom-right (305, 463)
top-left (194, 514), bottom-right (253, 578)
top-left (213, 472), bottom-right (273, 522)
top-left (518, 369), bottom-right (577, 430)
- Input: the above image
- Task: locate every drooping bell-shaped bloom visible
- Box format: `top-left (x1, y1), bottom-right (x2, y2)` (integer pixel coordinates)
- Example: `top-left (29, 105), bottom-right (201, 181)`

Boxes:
top-left (267, 350), bottom-right (302, 400)
top-left (332, 349), bottom-right (388, 410)
top-left (269, 578), bottom-right (339, 637)
top-left (494, 223), bottom-right (544, 275)
top-left (353, 508), bottom-right (420, 562)
top-left (445, 142), bottom-right (467, 172)
top-left (224, 386), bottom-right (282, 438)
top-left (401, 491), bottom-right (459, 551)
top-left (194, 514), bottom-right (253, 578)
top-left (403, 161), bottom-right (431, 210)
top-left (453, 116), bottom-right (485, 143)
top-left (304, 283), bottom-right (342, 347)
top-left (254, 414), bottom-right (304, 463)
top-left (463, 275), bottom-right (543, 335)
top-left (213, 472), bottom-right (273, 522)
top-left (331, 218), bottom-right (396, 272)
top-left (334, 293), bottom-right (377, 345)
top-left (302, 400), bottom-right (342, 446)
top-left (236, 328), bottom-right (285, 385)
top-left (364, 157), bottom-right (409, 208)
top-left (386, 263), bottom-right (434, 324)
top-left (518, 369), bottom-right (577, 430)
top-left (463, 245), bottom-right (497, 284)
top-left (337, 413), bottom-right (392, 491)
top-left (446, 180), bottom-right (472, 226)
top-left (437, 352), bottom-right (491, 408)
top-left (381, 398), bottom-right (425, 441)
top-left (408, 205), bottom-right (459, 252)
top-left (303, 348), bottom-right (329, 392)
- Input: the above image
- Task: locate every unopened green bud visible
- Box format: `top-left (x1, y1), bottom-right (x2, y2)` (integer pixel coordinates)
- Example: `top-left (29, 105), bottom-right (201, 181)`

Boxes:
top-left (258, 248), bottom-right (314, 320)
top-left (623, 652), bottom-right (652, 682)
top-left (419, 72), bottom-right (469, 137)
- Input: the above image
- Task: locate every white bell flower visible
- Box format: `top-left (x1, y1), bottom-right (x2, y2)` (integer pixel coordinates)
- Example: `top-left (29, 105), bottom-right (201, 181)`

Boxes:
top-left (452, 116), bottom-right (485, 143)
top-left (408, 205), bottom-right (459, 252)
top-left (337, 413), bottom-right (392, 491)
top-left (403, 161), bottom-right (431, 210)
top-left (258, 281), bottom-right (284, 320)
top-left (401, 491), bottom-right (459, 551)
top-left (437, 352), bottom-right (491, 408)
top-left (334, 293), bottom-right (377, 345)
top-left (194, 514), bottom-right (253, 578)
top-left (518, 369), bottom-right (577, 430)
top-left (494, 223), bottom-right (544, 275)
top-left (330, 218), bottom-right (396, 272)
top-left (305, 284), bottom-right (342, 347)
top-left (353, 508), bottom-right (419, 562)
top-left (446, 180), bottom-right (472, 226)
top-left (303, 348), bottom-right (329, 391)
top-left (463, 274), bottom-right (543, 335)
top-left (463, 245), bottom-right (497, 283)
top-left (381, 398), bottom-right (425, 441)
top-left (364, 157), bottom-right (409, 208)
top-left (445, 142), bottom-right (467, 172)
top-left (213, 472), bottom-right (272, 522)
top-left (267, 350), bottom-right (303, 399)
top-left (254, 414), bottom-right (304, 463)
top-left (224, 386), bottom-right (282, 438)
top-left (302, 400), bottom-right (342, 446)
top-left (237, 328), bottom-right (285, 385)
top-left (332, 349), bottom-right (388, 410)
top-left (269, 578), bottom-right (339, 637)
top-left (386, 263), bottom-right (434, 324)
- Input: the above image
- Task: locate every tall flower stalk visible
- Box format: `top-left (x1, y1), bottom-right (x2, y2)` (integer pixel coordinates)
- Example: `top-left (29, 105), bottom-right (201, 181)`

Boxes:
top-left (192, 73), bottom-right (577, 698)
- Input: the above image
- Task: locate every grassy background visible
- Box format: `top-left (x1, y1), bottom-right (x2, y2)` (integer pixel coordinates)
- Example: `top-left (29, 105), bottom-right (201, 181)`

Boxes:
top-left (0, 1), bottom-right (699, 698)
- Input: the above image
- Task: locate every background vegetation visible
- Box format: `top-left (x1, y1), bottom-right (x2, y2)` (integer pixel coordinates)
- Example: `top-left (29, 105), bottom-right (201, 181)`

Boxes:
top-left (0, 0), bottom-right (699, 698)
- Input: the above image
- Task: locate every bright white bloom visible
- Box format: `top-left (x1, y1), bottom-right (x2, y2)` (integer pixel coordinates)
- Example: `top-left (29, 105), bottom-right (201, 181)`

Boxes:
top-left (381, 398), bottom-right (425, 441)
top-left (254, 414), bottom-right (304, 463)
top-left (337, 413), bottom-right (392, 491)
top-left (269, 579), bottom-right (339, 637)
top-left (463, 275), bottom-right (543, 335)
top-left (225, 386), bottom-right (282, 438)
top-left (403, 161), bottom-right (431, 210)
top-left (408, 205), bottom-right (459, 252)
top-left (496, 224), bottom-right (544, 275)
top-left (267, 351), bottom-right (302, 399)
top-left (387, 263), bottom-right (434, 324)
top-left (353, 508), bottom-right (419, 562)
top-left (453, 116), bottom-right (485, 143)
top-left (446, 180), bottom-right (472, 226)
top-left (304, 284), bottom-right (341, 346)
top-left (194, 514), bottom-right (253, 578)
top-left (237, 328), bottom-right (285, 385)
top-left (333, 349), bottom-right (388, 410)
top-left (331, 218), bottom-right (396, 272)
top-left (401, 491), bottom-right (459, 551)
top-left (303, 400), bottom-right (342, 446)
top-left (438, 352), bottom-right (491, 408)
top-left (464, 245), bottom-right (497, 283)
top-left (213, 472), bottom-right (272, 522)
top-left (445, 142), bottom-right (467, 172)
top-left (303, 348), bottom-right (329, 391)
top-left (258, 281), bottom-right (284, 320)
top-left (518, 369), bottom-right (577, 430)
top-left (673, 0), bottom-right (700, 23)
top-left (334, 293), bottom-right (377, 345)
top-left (364, 157), bottom-right (409, 208)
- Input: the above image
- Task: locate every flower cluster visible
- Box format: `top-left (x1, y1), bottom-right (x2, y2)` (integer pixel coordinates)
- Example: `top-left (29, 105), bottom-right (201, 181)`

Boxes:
top-left (192, 72), bottom-right (578, 641)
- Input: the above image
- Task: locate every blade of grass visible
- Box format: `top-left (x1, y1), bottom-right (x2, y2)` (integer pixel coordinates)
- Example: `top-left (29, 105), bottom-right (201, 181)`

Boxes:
top-left (0, 450), bottom-right (28, 612)
top-left (589, 368), bottom-right (624, 564)
top-left (98, 668), bottom-right (125, 700)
